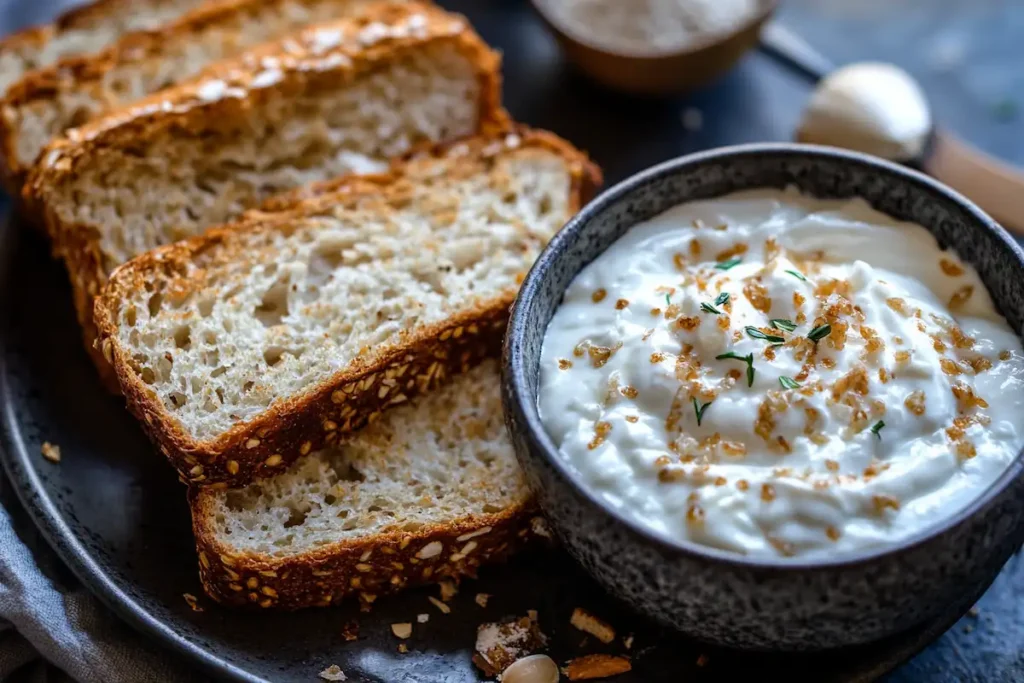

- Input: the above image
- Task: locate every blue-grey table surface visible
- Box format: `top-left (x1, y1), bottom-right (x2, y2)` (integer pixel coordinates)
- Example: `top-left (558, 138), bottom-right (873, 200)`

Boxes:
top-left (0, 0), bottom-right (1021, 681)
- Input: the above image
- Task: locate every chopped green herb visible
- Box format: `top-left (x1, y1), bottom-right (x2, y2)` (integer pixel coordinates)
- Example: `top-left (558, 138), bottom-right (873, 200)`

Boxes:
top-left (715, 258), bottom-right (742, 271)
top-left (665, 293), bottom-right (671, 307)
top-left (779, 376), bottom-right (800, 390)
top-left (769, 319), bottom-right (796, 332)
top-left (745, 326), bottom-right (786, 344)
top-left (784, 269), bottom-right (807, 282)
top-left (807, 323), bottom-right (832, 343)
top-left (714, 292), bottom-right (730, 306)
top-left (870, 420), bottom-right (885, 439)
top-left (700, 302), bottom-right (721, 315)
top-left (716, 351), bottom-right (755, 388)
top-left (692, 397), bottom-right (712, 426)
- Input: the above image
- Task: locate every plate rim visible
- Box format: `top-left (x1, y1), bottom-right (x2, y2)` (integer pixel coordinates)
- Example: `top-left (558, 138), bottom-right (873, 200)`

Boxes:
top-left (0, 214), bottom-right (261, 683)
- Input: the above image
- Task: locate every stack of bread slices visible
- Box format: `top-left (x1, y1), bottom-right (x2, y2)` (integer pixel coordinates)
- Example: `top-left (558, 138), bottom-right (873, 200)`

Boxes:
top-left (3, 0), bottom-right (600, 609)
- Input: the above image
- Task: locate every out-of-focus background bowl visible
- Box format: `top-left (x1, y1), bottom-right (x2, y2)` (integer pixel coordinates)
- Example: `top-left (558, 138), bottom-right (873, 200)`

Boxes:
top-left (529, 0), bottom-right (779, 95)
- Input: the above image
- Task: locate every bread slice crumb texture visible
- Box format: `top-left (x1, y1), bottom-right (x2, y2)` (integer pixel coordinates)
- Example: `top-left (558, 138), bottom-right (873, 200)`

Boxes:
top-left (199, 360), bottom-right (527, 556)
top-left (0, 0), bottom-right (406, 185)
top-left (0, 0), bottom-right (210, 95)
top-left (29, 2), bottom-right (505, 282)
top-left (101, 133), bottom-right (577, 443)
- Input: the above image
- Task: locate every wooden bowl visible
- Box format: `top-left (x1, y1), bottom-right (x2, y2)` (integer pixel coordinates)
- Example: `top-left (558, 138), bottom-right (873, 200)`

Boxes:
top-left (530, 0), bottom-right (779, 96)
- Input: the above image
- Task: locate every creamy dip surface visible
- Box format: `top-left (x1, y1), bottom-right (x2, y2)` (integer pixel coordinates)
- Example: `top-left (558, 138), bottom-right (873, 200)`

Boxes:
top-left (538, 187), bottom-right (1024, 559)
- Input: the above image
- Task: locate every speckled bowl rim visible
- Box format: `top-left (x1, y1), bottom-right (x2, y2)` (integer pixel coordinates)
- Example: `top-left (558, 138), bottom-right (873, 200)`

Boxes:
top-left (505, 141), bottom-right (1024, 572)
top-left (529, 0), bottom-right (779, 60)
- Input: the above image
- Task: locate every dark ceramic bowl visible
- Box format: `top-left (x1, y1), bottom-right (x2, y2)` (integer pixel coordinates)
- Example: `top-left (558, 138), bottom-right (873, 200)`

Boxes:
top-left (502, 143), bottom-right (1024, 652)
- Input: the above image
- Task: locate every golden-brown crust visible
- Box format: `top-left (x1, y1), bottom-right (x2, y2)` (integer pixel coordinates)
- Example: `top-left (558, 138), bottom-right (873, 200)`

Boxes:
top-left (92, 128), bottom-right (600, 487)
top-left (0, 0), bottom-right (412, 192)
top-left (190, 484), bottom-right (546, 608)
top-left (26, 2), bottom-right (509, 388)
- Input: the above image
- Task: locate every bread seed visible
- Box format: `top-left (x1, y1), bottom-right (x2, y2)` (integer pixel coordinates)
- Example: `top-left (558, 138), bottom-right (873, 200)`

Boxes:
top-left (226, 460), bottom-right (239, 475)
top-left (265, 454), bottom-right (283, 466)
top-left (261, 586), bottom-right (278, 597)
top-left (417, 541), bottom-right (443, 559)
top-left (300, 441), bottom-right (312, 455)
top-left (246, 577), bottom-right (259, 589)
top-left (456, 526), bottom-right (492, 542)
top-left (245, 438), bottom-right (260, 449)
top-left (228, 583), bottom-right (242, 591)
top-left (189, 465), bottom-right (204, 476)
top-left (355, 563), bottom-right (372, 572)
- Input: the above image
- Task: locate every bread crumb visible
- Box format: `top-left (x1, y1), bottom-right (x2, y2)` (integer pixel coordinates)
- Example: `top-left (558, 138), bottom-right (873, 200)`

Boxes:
top-left (428, 596), bottom-right (451, 614)
top-left (475, 593), bottom-right (490, 608)
top-left (968, 606), bottom-right (980, 617)
top-left (474, 612), bottom-right (547, 676)
top-left (417, 613), bottom-right (430, 623)
top-left (391, 623), bottom-right (412, 639)
top-left (182, 593), bottom-right (203, 612)
top-left (40, 442), bottom-right (61, 463)
top-left (439, 580), bottom-right (458, 601)
top-left (398, 643), bottom-right (408, 653)
top-left (319, 664), bottom-right (346, 681)
top-left (340, 621), bottom-right (359, 641)
top-left (569, 608), bottom-right (615, 643)
top-left (565, 654), bottom-right (631, 680)
top-left (622, 634), bottom-right (633, 649)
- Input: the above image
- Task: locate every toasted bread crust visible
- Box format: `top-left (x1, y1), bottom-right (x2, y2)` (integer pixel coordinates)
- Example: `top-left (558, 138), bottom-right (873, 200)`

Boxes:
top-left (25, 2), bottom-right (509, 390)
top-left (93, 129), bottom-right (600, 487)
top-left (191, 485), bottom-right (545, 609)
top-left (0, 0), bottom-right (409, 191)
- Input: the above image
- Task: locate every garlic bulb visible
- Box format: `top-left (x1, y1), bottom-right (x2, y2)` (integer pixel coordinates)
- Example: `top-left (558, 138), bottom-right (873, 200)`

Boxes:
top-left (796, 62), bottom-right (932, 162)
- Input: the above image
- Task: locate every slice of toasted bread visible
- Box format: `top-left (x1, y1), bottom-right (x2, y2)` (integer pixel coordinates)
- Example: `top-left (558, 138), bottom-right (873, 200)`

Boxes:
top-left (0, 0), bottom-right (413, 191)
top-left (190, 359), bottom-right (548, 609)
top-left (26, 1), bottom-right (508, 385)
top-left (0, 0), bottom-right (211, 96)
top-left (93, 129), bottom-right (600, 486)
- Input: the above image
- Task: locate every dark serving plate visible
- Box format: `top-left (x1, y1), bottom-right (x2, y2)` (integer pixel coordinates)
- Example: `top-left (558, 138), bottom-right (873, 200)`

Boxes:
top-left (0, 1), bottom-right (1018, 681)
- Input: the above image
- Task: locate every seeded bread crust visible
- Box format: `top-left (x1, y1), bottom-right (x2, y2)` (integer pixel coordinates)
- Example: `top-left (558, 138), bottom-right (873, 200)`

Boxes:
top-left (0, 0), bottom-right (410, 192)
top-left (190, 360), bottom-right (551, 610)
top-left (92, 129), bottom-right (601, 487)
top-left (25, 2), bottom-right (508, 390)
top-left (0, 0), bottom-right (209, 95)
top-left (191, 488), bottom-right (545, 610)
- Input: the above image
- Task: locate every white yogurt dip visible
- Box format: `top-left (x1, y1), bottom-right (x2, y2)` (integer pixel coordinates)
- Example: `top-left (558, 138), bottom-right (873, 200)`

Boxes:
top-left (538, 187), bottom-right (1024, 559)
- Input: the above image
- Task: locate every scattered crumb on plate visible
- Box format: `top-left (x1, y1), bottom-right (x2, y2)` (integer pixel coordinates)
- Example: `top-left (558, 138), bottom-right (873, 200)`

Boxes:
top-left (40, 442), bottom-right (61, 463)
top-left (565, 654), bottom-right (632, 680)
top-left (569, 607), bottom-right (615, 643)
top-left (319, 664), bottom-right (346, 681)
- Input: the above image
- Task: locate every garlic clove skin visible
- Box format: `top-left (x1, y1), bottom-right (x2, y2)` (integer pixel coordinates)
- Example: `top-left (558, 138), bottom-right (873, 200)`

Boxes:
top-left (500, 654), bottom-right (560, 683)
top-left (796, 62), bottom-right (932, 162)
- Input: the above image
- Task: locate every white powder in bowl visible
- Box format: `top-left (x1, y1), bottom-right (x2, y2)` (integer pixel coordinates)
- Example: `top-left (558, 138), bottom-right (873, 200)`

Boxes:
top-left (537, 0), bottom-right (760, 55)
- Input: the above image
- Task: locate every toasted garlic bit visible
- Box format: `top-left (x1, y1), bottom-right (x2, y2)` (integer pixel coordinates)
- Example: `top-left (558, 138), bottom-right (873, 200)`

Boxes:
top-left (539, 188), bottom-right (1024, 560)
top-left (500, 654), bottom-right (560, 683)
top-left (565, 654), bottom-right (631, 680)
top-left (40, 442), bottom-right (61, 463)
top-left (391, 623), bottom-right (413, 639)
top-left (569, 608), bottom-right (615, 643)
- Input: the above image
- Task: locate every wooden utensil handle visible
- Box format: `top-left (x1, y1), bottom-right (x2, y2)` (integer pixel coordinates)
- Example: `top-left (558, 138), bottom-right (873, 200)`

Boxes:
top-left (925, 129), bottom-right (1024, 236)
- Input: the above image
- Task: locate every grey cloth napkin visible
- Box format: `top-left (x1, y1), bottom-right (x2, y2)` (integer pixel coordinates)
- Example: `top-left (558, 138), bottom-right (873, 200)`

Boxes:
top-left (0, 479), bottom-right (202, 683)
